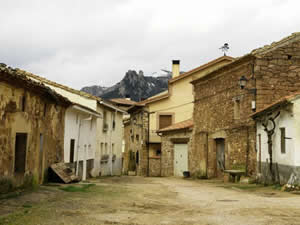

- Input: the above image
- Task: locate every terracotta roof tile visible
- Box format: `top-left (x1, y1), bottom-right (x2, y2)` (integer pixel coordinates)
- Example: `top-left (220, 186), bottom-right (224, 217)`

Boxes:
top-left (169, 56), bottom-right (234, 84)
top-left (251, 91), bottom-right (300, 118)
top-left (0, 64), bottom-right (71, 106)
top-left (157, 119), bottom-right (193, 133)
top-left (20, 70), bottom-right (101, 101)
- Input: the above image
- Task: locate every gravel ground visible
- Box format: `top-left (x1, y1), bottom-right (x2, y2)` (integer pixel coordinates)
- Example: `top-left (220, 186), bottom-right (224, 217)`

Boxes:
top-left (0, 176), bottom-right (300, 225)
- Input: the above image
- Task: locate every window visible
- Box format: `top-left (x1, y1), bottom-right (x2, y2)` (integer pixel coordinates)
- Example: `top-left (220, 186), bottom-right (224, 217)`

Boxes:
top-left (103, 111), bottom-right (108, 132)
top-left (112, 113), bottom-right (116, 130)
top-left (43, 103), bottom-right (47, 117)
top-left (156, 149), bottom-right (161, 156)
top-left (105, 143), bottom-right (108, 154)
top-left (280, 128), bottom-right (286, 154)
top-left (159, 115), bottom-right (172, 129)
top-left (136, 134), bottom-right (139, 141)
top-left (21, 95), bottom-right (26, 112)
top-left (234, 99), bottom-right (240, 120)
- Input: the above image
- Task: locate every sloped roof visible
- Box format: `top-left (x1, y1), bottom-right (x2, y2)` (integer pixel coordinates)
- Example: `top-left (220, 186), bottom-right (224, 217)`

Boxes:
top-left (169, 56), bottom-right (234, 84)
top-left (157, 119), bottom-right (193, 133)
top-left (192, 32), bottom-right (300, 84)
top-left (251, 91), bottom-right (300, 119)
top-left (138, 91), bottom-right (169, 105)
top-left (109, 98), bottom-right (137, 106)
top-left (21, 69), bottom-right (101, 101)
top-left (0, 63), bottom-right (71, 106)
top-left (139, 56), bottom-right (234, 106)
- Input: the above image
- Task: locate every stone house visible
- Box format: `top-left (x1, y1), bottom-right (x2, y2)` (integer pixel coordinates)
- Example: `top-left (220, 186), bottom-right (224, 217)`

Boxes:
top-left (23, 72), bottom-right (125, 179)
top-left (123, 56), bottom-right (234, 177)
top-left (252, 92), bottom-right (300, 185)
top-left (0, 64), bottom-right (71, 186)
top-left (123, 104), bottom-right (149, 176)
top-left (191, 32), bottom-right (300, 179)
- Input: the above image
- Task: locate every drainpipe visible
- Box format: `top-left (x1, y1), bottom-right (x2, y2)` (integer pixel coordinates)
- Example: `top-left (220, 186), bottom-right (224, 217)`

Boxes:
top-left (83, 144), bottom-right (87, 181)
top-left (76, 116), bottom-right (92, 178)
top-left (147, 111), bottom-right (150, 177)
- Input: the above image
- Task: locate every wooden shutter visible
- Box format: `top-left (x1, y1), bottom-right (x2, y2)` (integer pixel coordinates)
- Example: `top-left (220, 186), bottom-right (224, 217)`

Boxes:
top-left (159, 115), bottom-right (172, 129)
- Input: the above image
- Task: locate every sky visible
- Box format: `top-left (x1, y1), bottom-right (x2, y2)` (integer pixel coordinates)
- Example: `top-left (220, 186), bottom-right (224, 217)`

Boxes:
top-left (1, 0), bottom-right (300, 89)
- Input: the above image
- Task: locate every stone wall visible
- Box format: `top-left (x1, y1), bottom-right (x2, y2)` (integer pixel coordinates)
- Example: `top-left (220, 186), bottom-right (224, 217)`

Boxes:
top-left (149, 157), bottom-right (161, 177)
top-left (123, 109), bottom-right (149, 176)
top-left (161, 130), bottom-right (192, 177)
top-left (0, 81), bottom-right (66, 186)
top-left (192, 38), bottom-right (300, 179)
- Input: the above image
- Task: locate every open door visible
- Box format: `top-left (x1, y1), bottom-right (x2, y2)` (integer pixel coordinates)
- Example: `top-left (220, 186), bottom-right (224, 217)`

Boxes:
top-left (215, 138), bottom-right (225, 177)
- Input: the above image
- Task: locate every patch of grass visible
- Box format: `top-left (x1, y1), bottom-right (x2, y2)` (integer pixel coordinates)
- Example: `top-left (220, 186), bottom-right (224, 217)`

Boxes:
top-left (22, 204), bottom-right (32, 208)
top-left (59, 184), bottom-right (96, 192)
top-left (0, 191), bottom-right (21, 200)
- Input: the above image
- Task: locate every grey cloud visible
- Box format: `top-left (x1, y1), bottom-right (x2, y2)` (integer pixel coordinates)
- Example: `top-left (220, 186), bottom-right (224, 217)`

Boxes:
top-left (0, 0), bottom-right (300, 89)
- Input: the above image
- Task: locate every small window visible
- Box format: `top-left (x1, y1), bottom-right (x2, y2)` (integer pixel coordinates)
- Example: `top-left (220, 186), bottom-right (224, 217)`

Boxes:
top-left (280, 128), bottom-right (286, 154)
top-left (234, 99), bottom-right (240, 120)
top-left (21, 96), bottom-right (26, 112)
top-left (136, 134), bottom-right (139, 141)
top-left (159, 115), bottom-right (172, 129)
top-left (43, 103), bottom-right (47, 116)
top-left (156, 149), bottom-right (161, 156)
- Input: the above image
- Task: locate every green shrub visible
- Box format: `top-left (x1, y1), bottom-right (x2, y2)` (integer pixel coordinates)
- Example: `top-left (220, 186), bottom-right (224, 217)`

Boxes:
top-left (0, 176), bottom-right (15, 194)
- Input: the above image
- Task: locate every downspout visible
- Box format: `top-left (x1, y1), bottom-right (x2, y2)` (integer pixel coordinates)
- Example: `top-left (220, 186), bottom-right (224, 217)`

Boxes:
top-left (246, 127), bottom-right (249, 176)
top-left (76, 118), bottom-right (82, 176)
top-left (206, 132), bottom-right (208, 178)
top-left (147, 111), bottom-right (150, 177)
top-left (109, 112), bottom-right (113, 176)
top-left (76, 116), bottom-right (92, 178)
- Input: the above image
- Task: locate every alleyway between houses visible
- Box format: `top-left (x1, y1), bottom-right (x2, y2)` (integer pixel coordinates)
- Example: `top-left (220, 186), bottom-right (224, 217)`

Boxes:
top-left (1, 177), bottom-right (300, 225)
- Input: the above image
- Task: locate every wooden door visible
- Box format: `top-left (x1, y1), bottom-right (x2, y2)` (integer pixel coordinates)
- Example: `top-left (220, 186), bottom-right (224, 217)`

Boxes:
top-left (216, 138), bottom-right (225, 177)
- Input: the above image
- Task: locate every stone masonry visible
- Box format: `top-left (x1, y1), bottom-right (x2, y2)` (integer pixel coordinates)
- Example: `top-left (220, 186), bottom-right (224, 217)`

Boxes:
top-left (123, 106), bottom-right (149, 176)
top-left (191, 33), bottom-right (300, 178)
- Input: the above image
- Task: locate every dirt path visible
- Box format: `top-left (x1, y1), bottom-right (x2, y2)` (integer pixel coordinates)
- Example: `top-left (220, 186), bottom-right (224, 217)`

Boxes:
top-left (1, 176), bottom-right (300, 225)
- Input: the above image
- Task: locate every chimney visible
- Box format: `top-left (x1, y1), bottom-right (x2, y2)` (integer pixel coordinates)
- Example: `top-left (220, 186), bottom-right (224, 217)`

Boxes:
top-left (172, 60), bottom-right (180, 78)
top-left (125, 94), bottom-right (131, 100)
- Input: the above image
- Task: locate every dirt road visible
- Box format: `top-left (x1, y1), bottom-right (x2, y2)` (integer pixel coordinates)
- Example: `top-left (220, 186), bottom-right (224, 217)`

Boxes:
top-left (1, 176), bottom-right (300, 225)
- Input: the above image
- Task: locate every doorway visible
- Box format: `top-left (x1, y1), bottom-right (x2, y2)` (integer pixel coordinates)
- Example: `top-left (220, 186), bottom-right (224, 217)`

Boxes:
top-left (174, 144), bottom-right (188, 177)
top-left (39, 134), bottom-right (44, 183)
top-left (215, 138), bottom-right (225, 177)
top-left (70, 139), bottom-right (75, 163)
top-left (14, 133), bottom-right (27, 174)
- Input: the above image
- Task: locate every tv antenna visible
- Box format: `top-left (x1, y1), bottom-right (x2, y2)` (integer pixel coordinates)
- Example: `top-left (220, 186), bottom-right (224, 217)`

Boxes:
top-left (219, 43), bottom-right (229, 56)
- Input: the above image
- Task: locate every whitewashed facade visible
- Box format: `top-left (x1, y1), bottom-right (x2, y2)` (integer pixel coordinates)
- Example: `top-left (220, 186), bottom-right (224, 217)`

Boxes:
top-left (93, 101), bottom-right (125, 176)
top-left (254, 95), bottom-right (300, 184)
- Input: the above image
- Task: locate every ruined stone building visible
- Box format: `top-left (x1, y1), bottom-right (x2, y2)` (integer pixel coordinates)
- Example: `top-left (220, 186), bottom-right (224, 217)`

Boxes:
top-left (191, 32), bottom-right (300, 179)
top-left (123, 104), bottom-right (149, 176)
top-left (0, 64), bottom-right (71, 186)
top-left (22, 72), bottom-right (125, 179)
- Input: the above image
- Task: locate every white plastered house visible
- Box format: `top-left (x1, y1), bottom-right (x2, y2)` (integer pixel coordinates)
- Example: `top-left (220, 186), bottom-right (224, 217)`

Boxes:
top-left (252, 92), bottom-right (300, 185)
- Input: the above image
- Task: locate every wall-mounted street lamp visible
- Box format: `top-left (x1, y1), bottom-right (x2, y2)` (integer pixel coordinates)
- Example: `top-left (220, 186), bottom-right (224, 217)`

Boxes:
top-left (239, 75), bottom-right (257, 111)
